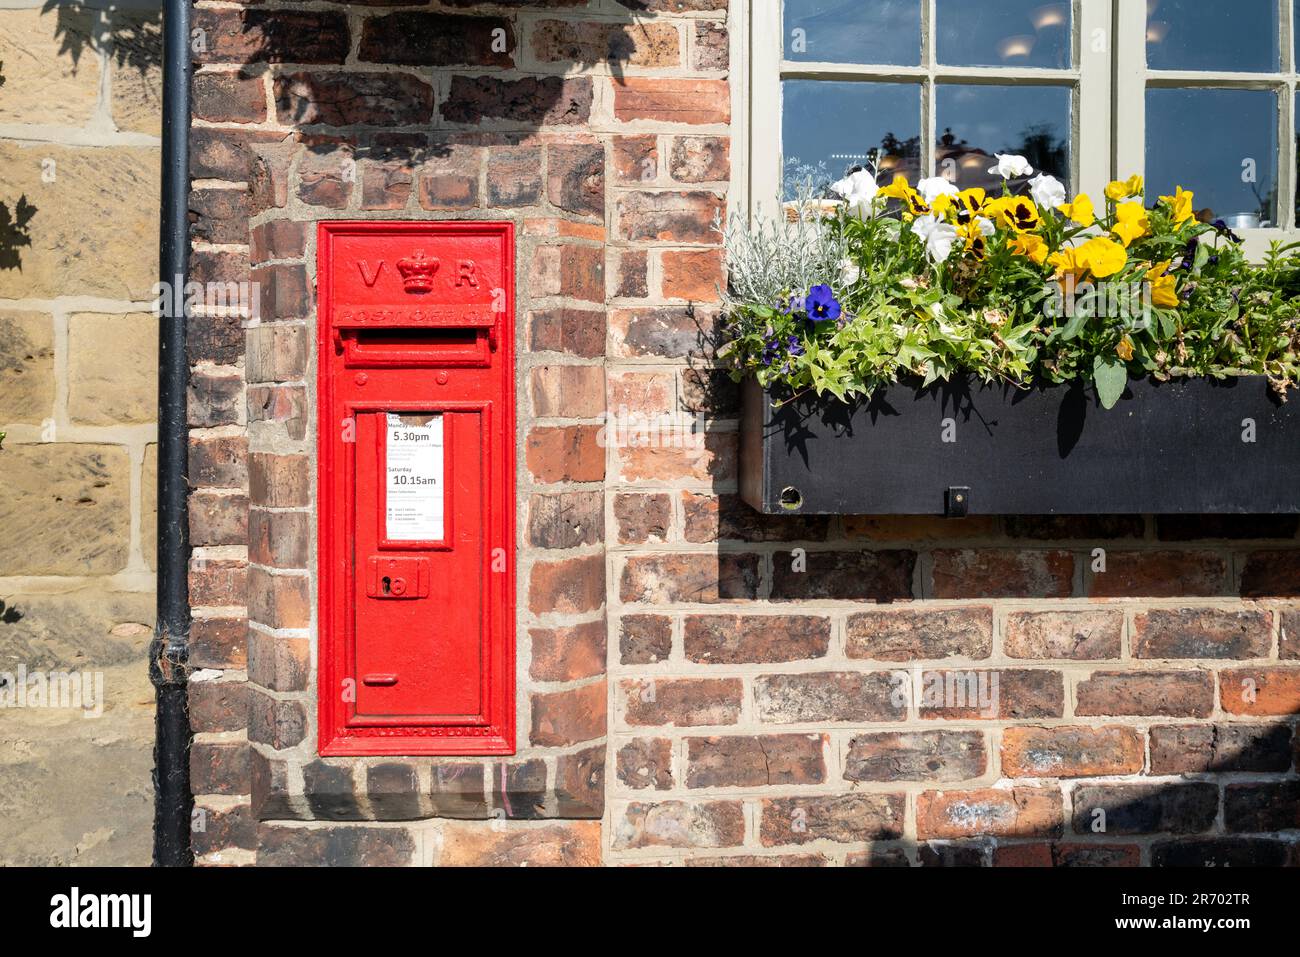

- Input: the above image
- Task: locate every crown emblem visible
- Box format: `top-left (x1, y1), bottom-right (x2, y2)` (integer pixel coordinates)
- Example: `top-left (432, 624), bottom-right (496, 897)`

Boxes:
top-left (396, 250), bottom-right (440, 294)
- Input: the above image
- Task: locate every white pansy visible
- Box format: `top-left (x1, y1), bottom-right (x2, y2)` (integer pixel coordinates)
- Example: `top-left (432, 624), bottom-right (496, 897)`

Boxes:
top-left (830, 169), bottom-right (880, 219)
top-left (839, 258), bottom-right (861, 286)
top-left (1028, 173), bottom-right (1066, 210)
top-left (975, 216), bottom-right (996, 237)
top-left (911, 214), bottom-right (958, 263)
top-left (988, 153), bottom-right (1034, 179)
top-left (916, 176), bottom-right (959, 205)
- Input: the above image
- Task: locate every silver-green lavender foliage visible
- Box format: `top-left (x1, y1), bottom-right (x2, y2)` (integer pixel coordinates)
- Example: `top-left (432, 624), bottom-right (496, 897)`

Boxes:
top-left (721, 180), bottom-right (848, 310)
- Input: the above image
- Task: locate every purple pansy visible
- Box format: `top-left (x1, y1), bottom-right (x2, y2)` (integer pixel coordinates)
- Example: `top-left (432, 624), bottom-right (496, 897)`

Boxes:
top-left (805, 284), bottom-right (842, 323)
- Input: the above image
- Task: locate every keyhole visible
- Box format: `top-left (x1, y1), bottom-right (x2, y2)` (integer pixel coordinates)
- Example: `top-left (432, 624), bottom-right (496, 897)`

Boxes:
top-left (382, 576), bottom-right (392, 595)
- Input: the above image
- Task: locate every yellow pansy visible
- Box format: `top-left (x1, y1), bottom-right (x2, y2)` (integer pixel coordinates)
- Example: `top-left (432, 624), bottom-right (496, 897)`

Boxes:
top-left (930, 193), bottom-right (957, 219)
top-left (986, 195), bottom-right (1041, 232)
top-left (956, 220), bottom-right (989, 260)
top-left (1011, 232), bottom-right (1049, 265)
top-left (878, 175), bottom-right (912, 200)
top-left (1048, 246), bottom-right (1089, 280)
top-left (1105, 174), bottom-right (1144, 202)
top-left (1159, 186), bottom-right (1195, 227)
top-left (1111, 201), bottom-right (1150, 247)
top-left (1146, 260), bottom-right (1180, 308)
top-left (1057, 193), bottom-right (1095, 227)
top-left (1116, 337), bottom-right (1135, 361)
top-left (1076, 236), bottom-right (1128, 279)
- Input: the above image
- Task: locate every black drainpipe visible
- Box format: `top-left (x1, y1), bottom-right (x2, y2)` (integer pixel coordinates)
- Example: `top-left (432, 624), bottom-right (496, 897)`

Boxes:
top-left (152, 0), bottom-right (194, 867)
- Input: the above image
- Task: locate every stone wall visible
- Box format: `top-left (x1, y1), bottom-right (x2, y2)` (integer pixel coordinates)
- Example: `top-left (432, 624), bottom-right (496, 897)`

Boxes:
top-left (190, 0), bottom-right (1300, 867)
top-left (0, 0), bottom-right (161, 865)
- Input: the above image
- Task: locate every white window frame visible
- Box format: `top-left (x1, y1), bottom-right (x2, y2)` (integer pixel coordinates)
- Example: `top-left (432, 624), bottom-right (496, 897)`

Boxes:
top-left (1115, 0), bottom-right (1298, 259)
top-left (747, 0), bottom-right (1114, 219)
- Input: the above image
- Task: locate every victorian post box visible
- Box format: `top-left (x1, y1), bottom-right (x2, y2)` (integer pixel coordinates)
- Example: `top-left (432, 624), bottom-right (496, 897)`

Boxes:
top-left (316, 221), bottom-right (515, 756)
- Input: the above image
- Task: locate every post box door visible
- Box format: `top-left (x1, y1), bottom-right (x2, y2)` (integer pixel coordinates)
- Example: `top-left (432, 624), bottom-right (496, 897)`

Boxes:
top-left (317, 221), bottom-right (514, 756)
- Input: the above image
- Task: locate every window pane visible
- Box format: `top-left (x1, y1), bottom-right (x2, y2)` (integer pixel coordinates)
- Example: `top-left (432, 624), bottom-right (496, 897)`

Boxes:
top-left (936, 0), bottom-right (1071, 69)
top-left (783, 0), bottom-right (921, 65)
top-left (1146, 88), bottom-right (1278, 227)
top-left (1146, 0), bottom-right (1278, 73)
top-left (934, 84), bottom-right (1071, 193)
top-left (781, 80), bottom-right (921, 199)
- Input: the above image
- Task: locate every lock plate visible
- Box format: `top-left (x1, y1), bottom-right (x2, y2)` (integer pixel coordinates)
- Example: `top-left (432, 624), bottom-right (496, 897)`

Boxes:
top-left (366, 556), bottom-right (430, 599)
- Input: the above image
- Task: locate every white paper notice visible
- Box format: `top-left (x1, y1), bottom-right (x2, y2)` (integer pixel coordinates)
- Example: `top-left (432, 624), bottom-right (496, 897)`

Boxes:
top-left (385, 413), bottom-right (444, 541)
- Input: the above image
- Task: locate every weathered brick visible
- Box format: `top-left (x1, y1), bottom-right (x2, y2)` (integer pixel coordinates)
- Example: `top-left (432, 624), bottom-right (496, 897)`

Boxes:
top-left (662, 248), bottom-right (724, 301)
top-left (616, 190), bottom-right (724, 242)
top-left (358, 13), bottom-right (513, 67)
top-left (530, 680), bottom-right (606, 747)
top-left (684, 614), bottom-right (830, 664)
top-left (613, 134), bottom-right (658, 184)
top-left (620, 553), bottom-right (760, 603)
top-left (530, 364), bottom-right (605, 418)
top-left (547, 142), bottom-right (605, 217)
top-left (189, 558), bottom-right (247, 607)
top-left (1223, 781), bottom-right (1300, 832)
top-left (366, 764), bottom-right (421, 821)
top-left (917, 788), bottom-right (1063, 840)
top-left (846, 606), bottom-right (992, 661)
top-left (248, 452), bottom-right (310, 507)
top-left (613, 78), bottom-right (730, 124)
top-left (528, 554), bottom-right (605, 615)
top-left (189, 617), bottom-right (248, 670)
top-left (844, 731), bottom-right (986, 782)
top-left (608, 305), bottom-right (720, 358)
top-left (1149, 723), bottom-right (1293, 774)
top-left (430, 764), bottom-right (489, 819)
top-left (1088, 550), bottom-right (1228, 597)
top-left (189, 491), bottom-right (248, 547)
top-left (1240, 551), bottom-right (1300, 597)
top-left (1071, 784), bottom-right (1218, 835)
top-left (274, 71), bottom-right (433, 127)
top-left (1075, 670), bottom-right (1214, 718)
top-left (191, 741), bottom-right (251, 797)
top-left (770, 550), bottom-right (916, 601)
top-left (557, 745), bottom-right (605, 817)
top-left (918, 669), bottom-right (1063, 721)
top-left (619, 614), bottom-right (673, 665)
top-left (753, 672), bottom-right (904, 724)
top-left (993, 842), bottom-right (1140, 867)
top-left (621, 677), bottom-right (741, 728)
top-left (529, 307), bottom-right (606, 358)
top-left (247, 628), bottom-right (311, 693)
top-left (1134, 607), bottom-right (1272, 659)
top-left (617, 738), bottom-right (674, 790)
top-left (443, 75), bottom-right (592, 126)
top-left (529, 619), bottom-right (606, 682)
top-left (613, 492), bottom-right (671, 544)
top-left (759, 794), bottom-right (903, 845)
top-left (436, 821), bottom-right (601, 866)
top-left (669, 134), bottom-right (730, 183)
top-left (194, 9), bottom-right (350, 65)
top-left (686, 734), bottom-right (826, 788)
top-left (931, 550), bottom-right (1073, 599)
top-left (258, 825), bottom-right (415, 866)
top-left (246, 568), bottom-right (311, 630)
top-left (1004, 609), bottom-right (1122, 660)
top-left (614, 431), bottom-right (736, 483)
top-left (1151, 837), bottom-right (1291, 867)
top-left (1001, 726), bottom-right (1144, 778)
top-left (193, 70), bottom-right (267, 123)
top-left (612, 800), bottom-right (743, 850)
top-left (189, 434), bottom-right (247, 489)
top-left (526, 425), bottom-right (604, 483)
top-left (247, 687), bottom-right (307, 750)
top-left (248, 508), bottom-right (310, 569)
top-left (1219, 667), bottom-right (1300, 715)
top-left (188, 678), bottom-right (249, 734)
top-left (527, 490), bottom-right (603, 549)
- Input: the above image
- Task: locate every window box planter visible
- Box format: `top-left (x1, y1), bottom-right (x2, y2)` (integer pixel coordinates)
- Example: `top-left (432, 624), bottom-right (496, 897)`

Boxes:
top-left (739, 375), bottom-right (1300, 516)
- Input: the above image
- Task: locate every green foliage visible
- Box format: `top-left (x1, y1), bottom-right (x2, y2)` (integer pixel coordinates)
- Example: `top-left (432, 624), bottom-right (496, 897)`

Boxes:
top-left (721, 178), bottom-right (1300, 410)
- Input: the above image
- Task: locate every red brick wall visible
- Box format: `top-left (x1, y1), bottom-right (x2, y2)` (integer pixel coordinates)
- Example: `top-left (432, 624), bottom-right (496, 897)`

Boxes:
top-left (187, 0), bottom-right (1299, 866)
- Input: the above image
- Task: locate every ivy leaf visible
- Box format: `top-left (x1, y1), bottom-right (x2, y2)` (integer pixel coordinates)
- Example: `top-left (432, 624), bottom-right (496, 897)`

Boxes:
top-left (1093, 355), bottom-right (1129, 410)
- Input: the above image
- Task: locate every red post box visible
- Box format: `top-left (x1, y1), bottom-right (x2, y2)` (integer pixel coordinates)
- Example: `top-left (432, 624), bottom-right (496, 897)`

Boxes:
top-left (316, 221), bottom-right (515, 756)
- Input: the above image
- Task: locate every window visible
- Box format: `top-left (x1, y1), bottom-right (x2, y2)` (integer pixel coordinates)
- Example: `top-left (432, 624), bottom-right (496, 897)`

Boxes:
top-left (747, 0), bottom-right (1297, 254)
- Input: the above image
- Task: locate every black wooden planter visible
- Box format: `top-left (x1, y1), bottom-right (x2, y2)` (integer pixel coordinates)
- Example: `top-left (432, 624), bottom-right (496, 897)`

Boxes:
top-left (739, 375), bottom-right (1300, 516)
